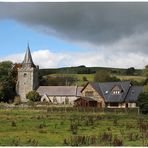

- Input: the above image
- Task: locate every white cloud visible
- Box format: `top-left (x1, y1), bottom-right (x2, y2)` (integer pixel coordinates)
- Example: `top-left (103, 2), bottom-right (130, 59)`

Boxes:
top-left (0, 49), bottom-right (147, 69)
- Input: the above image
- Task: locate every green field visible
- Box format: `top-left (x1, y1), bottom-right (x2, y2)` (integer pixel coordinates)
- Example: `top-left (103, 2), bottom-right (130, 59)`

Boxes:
top-left (116, 75), bottom-right (146, 82)
top-left (49, 74), bottom-right (146, 86)
top-left (0, 109), bottom-right (148, 146)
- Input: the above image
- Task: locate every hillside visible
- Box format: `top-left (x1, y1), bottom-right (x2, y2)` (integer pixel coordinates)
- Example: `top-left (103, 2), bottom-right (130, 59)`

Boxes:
top-left (39, 66), bottom-right (143, 76)
top-left (39, 66), bottom-right (147, 92)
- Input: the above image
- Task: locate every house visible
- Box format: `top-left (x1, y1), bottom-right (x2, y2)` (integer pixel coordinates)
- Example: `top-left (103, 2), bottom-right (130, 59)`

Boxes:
top-left (81, 81), bottom-right (143, 108)
top-left (37, 86), bottom-right (83, 105)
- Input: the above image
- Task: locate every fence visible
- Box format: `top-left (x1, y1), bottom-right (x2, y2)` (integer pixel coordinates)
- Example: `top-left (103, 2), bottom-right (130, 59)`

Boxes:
top-left (0, 103), bottom-right (139, 114)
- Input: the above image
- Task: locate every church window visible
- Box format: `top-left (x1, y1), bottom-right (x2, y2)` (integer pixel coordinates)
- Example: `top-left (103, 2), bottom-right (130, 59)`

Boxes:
top-left (53, 97), bottom-right (58, 104)
top-left (65, 97), bottom-right (69, 104)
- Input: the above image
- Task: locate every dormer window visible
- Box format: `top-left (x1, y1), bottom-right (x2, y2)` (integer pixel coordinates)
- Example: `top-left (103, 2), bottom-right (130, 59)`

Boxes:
top-left (113, 90), bottom-right (120, 95)
top-left (105, 90), bottom-right (109, 94)
top-left (111, 85), bottom-right (123, 95)
top-left (131, 90), bottom-right (135, 94)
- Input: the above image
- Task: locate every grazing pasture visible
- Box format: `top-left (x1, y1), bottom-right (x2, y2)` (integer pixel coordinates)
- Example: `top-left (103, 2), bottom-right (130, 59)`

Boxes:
top-left (49, 73), bottom-right (146, 86)
top-left (0, 108), bottom-right (147, 146)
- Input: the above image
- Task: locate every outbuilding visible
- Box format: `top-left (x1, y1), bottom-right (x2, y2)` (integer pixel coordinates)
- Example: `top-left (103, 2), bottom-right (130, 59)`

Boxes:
top-left (74, 97), bottom-right (97, 107)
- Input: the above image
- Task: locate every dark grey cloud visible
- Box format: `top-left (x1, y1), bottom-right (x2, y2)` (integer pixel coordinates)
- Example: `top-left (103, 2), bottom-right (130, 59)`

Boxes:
top-left (1, 2), bottom-right (148, 54)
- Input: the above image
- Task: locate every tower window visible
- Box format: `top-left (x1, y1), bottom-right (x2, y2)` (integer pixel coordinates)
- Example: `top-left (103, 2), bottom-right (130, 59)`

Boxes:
top-left (24, 73), bottom-right (27, 77)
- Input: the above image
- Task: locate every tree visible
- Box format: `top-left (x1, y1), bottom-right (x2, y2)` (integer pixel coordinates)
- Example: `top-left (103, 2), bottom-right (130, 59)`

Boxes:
top-left (83, 76), bottom-right (88, 81)
top-left (143, 65), bottom-right (148, 78)
top-left (94, 70), bottom-right (120, 82)
top-left (0, 61), bottom-right (17, 102)
top-left (26, 91), bottom-right (40, 102)
top-left (126, 67), bottom-right (135, 75)
top-left (137, 92), bottom-right (148, 114)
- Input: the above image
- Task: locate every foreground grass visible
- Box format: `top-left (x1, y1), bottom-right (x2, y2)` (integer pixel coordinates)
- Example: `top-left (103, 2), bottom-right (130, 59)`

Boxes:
top-left (0, 109), bottom-right (148, 146)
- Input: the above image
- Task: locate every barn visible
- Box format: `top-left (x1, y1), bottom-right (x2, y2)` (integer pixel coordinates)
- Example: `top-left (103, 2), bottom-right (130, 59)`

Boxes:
top-left (74, 97), bottom-right (97, 107)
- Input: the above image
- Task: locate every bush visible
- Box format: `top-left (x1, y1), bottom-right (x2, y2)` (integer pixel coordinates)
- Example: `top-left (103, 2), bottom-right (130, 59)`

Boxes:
top-left (137, 92), bottom-right (148, 114)
top-left (94, 70), bottom-right (120, 82)
top-left (26, 91), bottom-right (40, 102)
top-left (83, 76), bottom-right (88, 81)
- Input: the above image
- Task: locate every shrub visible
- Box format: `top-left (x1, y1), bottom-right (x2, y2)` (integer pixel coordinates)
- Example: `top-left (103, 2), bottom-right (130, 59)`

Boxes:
top-left (137, 92), bottom-right (148, 114)
top-left (11, 121), bottom-right (16, 127)
top-left (26, 91), bottom-right (40, 102)
top-left (83, 76), bottom-right (88, 81)
top-left (113, 136), bottom-right (123, 146)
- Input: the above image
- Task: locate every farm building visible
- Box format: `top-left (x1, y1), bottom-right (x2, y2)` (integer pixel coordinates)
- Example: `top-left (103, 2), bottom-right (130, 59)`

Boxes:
top-left (81, 82), bottom-right (143, 108)
top-left (74, 97), bottom-right (97, 107)
top-left (37, 86), bottom-right (82, 105)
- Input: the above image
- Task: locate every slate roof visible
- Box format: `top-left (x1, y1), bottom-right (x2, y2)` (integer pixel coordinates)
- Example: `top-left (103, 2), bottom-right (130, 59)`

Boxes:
top-left (76, 87), bottom-right (83, 96)
top-left (125, 86), bottom-right (144, 102)
top-left (87, 81), bottom-right (143, 103)
top-left (22, 44), bottom-right (36, 68)
top-left (37, 86), bottom-right (82, 96)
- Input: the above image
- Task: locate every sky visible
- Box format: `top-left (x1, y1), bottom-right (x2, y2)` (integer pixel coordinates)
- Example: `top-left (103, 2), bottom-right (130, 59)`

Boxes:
top-left (0, 2), bottom-right (148, 69)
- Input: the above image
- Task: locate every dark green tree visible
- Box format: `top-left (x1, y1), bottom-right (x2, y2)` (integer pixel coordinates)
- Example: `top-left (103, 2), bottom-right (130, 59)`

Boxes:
top-left (26, 91), bottom-right (40, 102)
top-left (143, 65), bottom-right (148, 77)
top-left (83, 76), bottom-right (88, 81)
top-left (137, 92), bottom-right (148, 114)
top-left (0, 61), bottom-right (17, 102)
top-left (126, 67), bottom-right (135, 75)
top-left (94, 70), bottom-right (120, 82)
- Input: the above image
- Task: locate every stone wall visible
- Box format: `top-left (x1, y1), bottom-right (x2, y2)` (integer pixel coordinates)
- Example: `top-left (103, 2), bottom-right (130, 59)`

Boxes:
top-left (81, 83), bottom-right (105, 107)
top-left (17, 66), bottom-right (39, 102)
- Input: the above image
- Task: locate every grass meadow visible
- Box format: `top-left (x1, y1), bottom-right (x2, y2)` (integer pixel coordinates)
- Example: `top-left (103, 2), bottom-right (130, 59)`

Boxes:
top-left (50, 74), bottom-right (147, 88)
top-left (0, 108), bottom-right (148, 146)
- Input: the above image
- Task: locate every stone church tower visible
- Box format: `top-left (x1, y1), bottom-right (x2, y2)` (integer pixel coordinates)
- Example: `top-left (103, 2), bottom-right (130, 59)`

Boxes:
top-left (16, 45), bottom-right (39, 102)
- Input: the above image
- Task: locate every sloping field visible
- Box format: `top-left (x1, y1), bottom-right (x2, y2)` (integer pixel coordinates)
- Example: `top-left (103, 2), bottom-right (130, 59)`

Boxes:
top-left (0, 109), bottom-right (147, 146)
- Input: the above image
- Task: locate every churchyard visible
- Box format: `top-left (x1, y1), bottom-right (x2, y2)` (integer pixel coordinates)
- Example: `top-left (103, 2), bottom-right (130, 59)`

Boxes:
top-left (0, 108), bottom-right (148, 146)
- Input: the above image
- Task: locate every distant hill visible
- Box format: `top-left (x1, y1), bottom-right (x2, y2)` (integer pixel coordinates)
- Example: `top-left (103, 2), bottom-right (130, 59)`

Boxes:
top-left (39, 65), bottom-right (143, 77)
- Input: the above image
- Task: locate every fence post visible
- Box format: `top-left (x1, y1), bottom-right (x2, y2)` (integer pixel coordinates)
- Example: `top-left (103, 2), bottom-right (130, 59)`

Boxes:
top-left (138, 107), bottom-right (140, 115)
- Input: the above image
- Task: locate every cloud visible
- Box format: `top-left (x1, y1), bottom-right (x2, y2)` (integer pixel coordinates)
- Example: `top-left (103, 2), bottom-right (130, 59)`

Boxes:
top-left (0, 50), bottom-right (72, 68)
top-left (1, 3), bottom-right (148, 47)
top-left (0, 2), bottom-right (148, 68)
top-left (1, 49), bottom-right (147, 69)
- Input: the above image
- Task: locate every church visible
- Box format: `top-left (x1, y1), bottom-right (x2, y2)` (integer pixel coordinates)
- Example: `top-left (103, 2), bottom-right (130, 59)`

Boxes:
top-left (16, 46), bottom-right (143, 108)
top-left (16, 45), bottom-right (82, 105)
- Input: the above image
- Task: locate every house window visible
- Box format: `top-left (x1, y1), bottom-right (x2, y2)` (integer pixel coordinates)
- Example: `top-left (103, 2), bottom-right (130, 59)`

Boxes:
top-left (113, 90), bottom-right (120, 95)
top-left (65, 97), bottom-right (69, 104)
top-left (85, 91), bottom-right (94, 97)
top-left (110, 103), bottom-right (119, 107)
top-left (53, 97), bottom-right (58, 104)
